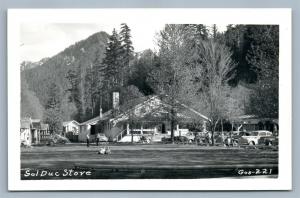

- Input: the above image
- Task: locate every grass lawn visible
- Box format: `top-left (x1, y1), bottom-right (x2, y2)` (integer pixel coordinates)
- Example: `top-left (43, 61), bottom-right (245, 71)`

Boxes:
top-left (21, 143), bottom-right (278, 179)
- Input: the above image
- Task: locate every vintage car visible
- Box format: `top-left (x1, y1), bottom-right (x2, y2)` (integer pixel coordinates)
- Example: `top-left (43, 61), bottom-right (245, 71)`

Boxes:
top-left (162, 136), bottom-right (190, 144)
top-left (182, 132), bottom-right (196, 142)
top-left (258, 135), bottom-right (278, 146)
top-left (98, 133), bottom-right (108, 142)
top-left (236, 130), bottom-right (273, 145)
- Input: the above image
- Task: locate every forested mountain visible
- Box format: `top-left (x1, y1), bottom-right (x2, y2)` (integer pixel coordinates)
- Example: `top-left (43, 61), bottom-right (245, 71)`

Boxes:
top-left (224, 25), bottom-right (279, 118)
top-left (21, 58), bottom-right (51, 71)
top-left (21, 31), bottom-right (109, 125)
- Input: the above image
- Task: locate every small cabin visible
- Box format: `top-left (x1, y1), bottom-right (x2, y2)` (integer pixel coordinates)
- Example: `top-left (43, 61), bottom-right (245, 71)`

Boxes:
top-left (63, 120), bottom-right (80, 142)
top-left (20, 118), bottom-right (51, 145)
top-left (31, 119), bottom-right (42, 144)
top-left (20, 119), bottom-right (32, 146)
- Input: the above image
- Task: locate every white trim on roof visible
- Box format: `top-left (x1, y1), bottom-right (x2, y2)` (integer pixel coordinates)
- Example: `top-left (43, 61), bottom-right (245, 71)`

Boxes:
top-left (110, 95), bottom-right (209, 126)
top-left (79, 110), bottom-right (112, 125)
top-left (79, 95), bottom-right (209, 126)
top-left (79, 116), bottom-right (100, 126)
top-left (62, 120), bottom-right (80, 126)
top-left (178, 103), bottom-right (210, 121)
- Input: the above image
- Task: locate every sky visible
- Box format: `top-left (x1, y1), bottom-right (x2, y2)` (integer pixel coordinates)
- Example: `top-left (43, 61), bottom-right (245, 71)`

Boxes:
top-left (20, 23), bottom-right (227, 62)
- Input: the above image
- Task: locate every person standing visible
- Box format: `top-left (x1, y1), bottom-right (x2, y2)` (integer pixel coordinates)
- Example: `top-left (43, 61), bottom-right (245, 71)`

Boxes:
top-left (96, 133), bottom-right (100, 146)
top-left (86, 134), bottom-right (90, 147)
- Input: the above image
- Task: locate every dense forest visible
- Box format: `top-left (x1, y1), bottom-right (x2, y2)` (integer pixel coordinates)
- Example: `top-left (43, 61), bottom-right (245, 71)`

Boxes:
top-left (21, 24), bottom-right (279, 134)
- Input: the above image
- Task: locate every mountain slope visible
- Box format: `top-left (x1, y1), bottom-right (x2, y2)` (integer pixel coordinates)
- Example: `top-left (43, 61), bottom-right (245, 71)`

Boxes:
top-left (21, 31), bottom-right (109, 121)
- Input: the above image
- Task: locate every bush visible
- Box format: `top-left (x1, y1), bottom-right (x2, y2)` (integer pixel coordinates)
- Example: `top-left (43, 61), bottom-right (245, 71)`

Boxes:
top-left (47, 134), bottom-right (70, 145)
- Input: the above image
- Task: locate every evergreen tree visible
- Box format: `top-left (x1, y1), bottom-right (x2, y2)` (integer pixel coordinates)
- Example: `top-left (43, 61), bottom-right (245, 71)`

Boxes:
top-left (195, 24), bottom-right (209, 39)
top-left (212, 24), bottom-right (218, 38)
top-left (43, 82), bottom-right (63, 133)
top-left (66, 66), bottom-right (84, 121)
top-left (102, 28), bottom-right (123, 89)
top-left (245, 25), bottom-right (279, 118)
top-left (225, 25), bottom-right (258, 84)
top-left (225, 25), bottom-right (279, 118)
top-left (246, 25), bottom-right (279, 81)
top-left (120, 24), bottom-right (134, 64)
top-left (45, 83), bottom-right (61, 109)
top-left (210, 24), bottom-right (224, 42)
top-left (184, 24), bottom-right (209, 40)
top-left (120, 23), bottom-right (134, 85)
top-left (84, 65), bottom-right (95, 119)
top-left (92, 51), bottom-right (110, 113)
top-left (130, 49), bottom-right (157, 95)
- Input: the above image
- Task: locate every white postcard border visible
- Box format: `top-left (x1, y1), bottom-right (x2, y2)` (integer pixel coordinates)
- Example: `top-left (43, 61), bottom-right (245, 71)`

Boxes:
top-left (7, 8), bottom-right (292, 191)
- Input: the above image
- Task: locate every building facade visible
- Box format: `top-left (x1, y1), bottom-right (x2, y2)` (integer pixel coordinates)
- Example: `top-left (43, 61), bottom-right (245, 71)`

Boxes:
top-left (62, 120), bottom-right (80, 142)
top-left (78, 94), bottom-right (209, 143)
top-left (20, 118), bottom-right (51, 146)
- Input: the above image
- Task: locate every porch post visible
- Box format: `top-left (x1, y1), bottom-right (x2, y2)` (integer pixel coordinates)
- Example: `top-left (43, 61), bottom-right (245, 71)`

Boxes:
top-left (127, 123), bottom-right (130, 135)
top-left (154, 126), bottom-right (157, 134)
top-left (176, 124), bottom-right (180, 136)
top-left (38, 130), bottom-right (41, 143)
top-left (203, 121), bottom-right (206, 132)
top-left (141, 125), bottom-right (143, 135)
top-left (34, 130), bottom-right (38, 144)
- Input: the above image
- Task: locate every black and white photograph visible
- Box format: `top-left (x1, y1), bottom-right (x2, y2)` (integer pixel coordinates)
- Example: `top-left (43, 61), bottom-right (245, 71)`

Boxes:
top-left (7, 9), bottom-right (292, 191)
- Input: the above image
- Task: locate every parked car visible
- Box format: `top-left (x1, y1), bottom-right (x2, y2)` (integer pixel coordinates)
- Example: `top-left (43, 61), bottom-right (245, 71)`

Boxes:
top-left (152, 134), bottom-right (170, 142)
top-left (174, 136), bottom-right (190, 143)
top-left (162, 136), bottom-right (190, 144)
top-left (46, 134), bottom-right (70, 145)
top-left (162, 136), bottom-right (172, 143)
top-left (236, 130), bottom-right (273, 145)
top-left (182, 132), bottom-right (196, 142)
top-left (98, 133), bottom-right (108, 142)
top-left (230, 131), bottom-right (250, 145)
top-left (225, 131), bottom-right (253, 146)
top-left (258, 135), bottom-right (278, 146)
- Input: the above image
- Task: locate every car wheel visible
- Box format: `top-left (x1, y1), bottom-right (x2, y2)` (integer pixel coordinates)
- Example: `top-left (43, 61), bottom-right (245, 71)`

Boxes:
top-left (249, 141), bottom-right (255, 146)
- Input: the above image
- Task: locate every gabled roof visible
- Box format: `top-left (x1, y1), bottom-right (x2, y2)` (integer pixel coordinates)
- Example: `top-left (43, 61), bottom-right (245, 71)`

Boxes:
top-left (21, 118), bottom-right (51, 130)
top-left (21, 119), bottom-right (31, 129)
top-left (79, 95), bottom-right (209, 126)
top-left (110, 95), bottom-right (209, 126)
top-left (79, 110), bottom-right (112, 125)
top-left (40, 123), bottom-right (49, 130)
top-left (62, 120), bottom-right (80, 126)
top-left (31, 119), bottom-right (41, 123)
